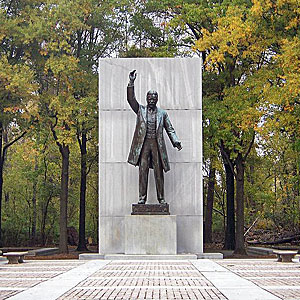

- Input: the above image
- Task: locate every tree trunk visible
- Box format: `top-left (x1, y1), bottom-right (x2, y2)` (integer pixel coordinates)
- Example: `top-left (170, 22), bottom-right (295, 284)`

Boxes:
top-left (31, 181), bottom-right (37, 244)
top-left (31, 159), bottom-right (38, 245)
top-left (204, 162), bottom-right (215, 243)
top-left (41, 194), bottom-right (52, 246)
top-left (247, 162), bottom-right (255, 207)
top-left (224, 160), bottom-right (235, 250)
top-left (220, 142), bottom-right (236, 250)
top-left (234, 153), bottom-right (246, 254)
top-left (59, 145), bottom-right (69, 253)
top-left (0, 122), bottom-right (3, 247)
top-left (77, 129), bottom-right (88, 251)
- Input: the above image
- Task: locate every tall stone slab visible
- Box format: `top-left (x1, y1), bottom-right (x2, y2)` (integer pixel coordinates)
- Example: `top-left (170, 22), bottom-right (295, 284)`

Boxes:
top-left (99, 58), bottom-right (203, 254)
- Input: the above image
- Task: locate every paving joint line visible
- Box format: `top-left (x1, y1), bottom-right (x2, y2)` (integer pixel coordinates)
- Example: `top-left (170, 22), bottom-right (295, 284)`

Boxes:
top-left (261, 286), bottom-right (300, 290)
top-left (0, 278), bottom-right (47, 281)
top-left (95, 269), bottom-right (197, 273)
top-left (73, 286), bottom-right (217, 290)
top-left (233, 270), bottom-right (300, 273)
top-left (87, 276), bottom-right (207, 279)
top-left (0, 271), bottom-right (60, 274)
top-left (0, 288), bottom-right (26, 291)
top-left (245, 276), bottom-right (300, 279)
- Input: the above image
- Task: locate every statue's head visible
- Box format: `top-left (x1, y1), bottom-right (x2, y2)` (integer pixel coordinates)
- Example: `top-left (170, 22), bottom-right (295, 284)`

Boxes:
top-left (146, 90), bottom-right (158, 108)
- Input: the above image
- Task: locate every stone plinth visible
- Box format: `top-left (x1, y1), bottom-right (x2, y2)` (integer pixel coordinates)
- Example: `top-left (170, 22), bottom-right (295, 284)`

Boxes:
top-left (80, 253), bottom-right (197, 260)
top-left (131, 203), bottom-right (170, 215)
top-left (125, 215), bottom-right (177, 255)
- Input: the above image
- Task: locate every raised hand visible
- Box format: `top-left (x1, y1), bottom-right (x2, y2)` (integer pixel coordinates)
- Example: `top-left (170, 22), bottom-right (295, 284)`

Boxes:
top-left (129, 70), bottom-right (137, 85)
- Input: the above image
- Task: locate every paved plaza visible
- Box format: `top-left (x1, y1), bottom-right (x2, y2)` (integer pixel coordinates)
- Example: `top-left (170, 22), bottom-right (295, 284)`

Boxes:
top-left (0, 258), bottom-right (299, 299)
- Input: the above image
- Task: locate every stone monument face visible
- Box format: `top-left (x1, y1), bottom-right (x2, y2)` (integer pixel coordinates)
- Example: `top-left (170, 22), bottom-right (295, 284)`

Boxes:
top-left (99, 58), bottom-right (203, 254)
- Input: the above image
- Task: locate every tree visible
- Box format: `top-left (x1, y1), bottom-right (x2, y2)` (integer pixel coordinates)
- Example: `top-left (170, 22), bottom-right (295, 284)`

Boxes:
top-left (73, 76), bottom-right (98, 251)
top-left (66, 0), bottom-right (124, 250)
top-left (0, 58), bottom-right (37, 246)
top-left (248, 0), bottom-right (300, 232)
top-left (32, 0), bottom-right (124, 252)
top-left (160, 0), bottom-right (278, 253)
top-left (30, 0), bottom-right (90, 252)
top-left (0, 0), bottom-right (41, 246)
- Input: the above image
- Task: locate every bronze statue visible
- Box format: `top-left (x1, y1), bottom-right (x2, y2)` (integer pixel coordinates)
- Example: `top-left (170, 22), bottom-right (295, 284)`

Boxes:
top-left (127, 70), bottom-right (182, 204)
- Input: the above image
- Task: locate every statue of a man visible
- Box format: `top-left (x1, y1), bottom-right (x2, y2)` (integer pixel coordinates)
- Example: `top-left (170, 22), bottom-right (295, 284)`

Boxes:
top-left (127, 70), bottom-right (182, 204)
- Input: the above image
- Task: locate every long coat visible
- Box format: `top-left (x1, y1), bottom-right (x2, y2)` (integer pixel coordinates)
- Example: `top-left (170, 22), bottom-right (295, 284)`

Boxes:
top-left (127, 86), bottom-right (180, 172)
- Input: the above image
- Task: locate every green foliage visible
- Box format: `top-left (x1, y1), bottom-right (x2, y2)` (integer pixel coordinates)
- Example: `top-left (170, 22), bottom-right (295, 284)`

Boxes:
top-left (1, 0), bottom-right (300, 248)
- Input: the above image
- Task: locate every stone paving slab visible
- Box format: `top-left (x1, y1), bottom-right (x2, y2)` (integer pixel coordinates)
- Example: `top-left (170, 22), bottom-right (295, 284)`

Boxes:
top-left (0, 258), bottom-right (299, 299)
top-left (217, 258), bottom-right (300, 300)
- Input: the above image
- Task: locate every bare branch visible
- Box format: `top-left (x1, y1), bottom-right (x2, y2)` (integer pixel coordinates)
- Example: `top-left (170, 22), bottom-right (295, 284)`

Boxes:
top-left (244, 217), bottom-right (259, 237)
top-left (213, 208), bottom-right (226, 217)
top-left (86, 154), bottom-right (98, 175)
top-left (3, 131), bottom-right (27, 152)
top-left (243, 132), bottom-right (255, 161)
top-left (219, 141), bottom-right (237, 177)
top-left (186, 23), bottom-right (200, 40)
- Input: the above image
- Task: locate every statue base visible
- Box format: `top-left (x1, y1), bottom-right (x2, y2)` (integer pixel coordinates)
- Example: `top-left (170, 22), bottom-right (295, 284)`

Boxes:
top-left (125, 215), bottom-right (177, 255)
top-left (131, 203), bottom-right (170, 215)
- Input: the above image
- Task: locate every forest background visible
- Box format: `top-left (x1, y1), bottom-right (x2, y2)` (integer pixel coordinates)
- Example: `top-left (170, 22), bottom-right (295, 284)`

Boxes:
top-left (0, 0), bottom-right (299, 254)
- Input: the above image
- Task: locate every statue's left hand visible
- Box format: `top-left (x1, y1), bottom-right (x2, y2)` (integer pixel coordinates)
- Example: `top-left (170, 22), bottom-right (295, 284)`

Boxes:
top-left (174, 141), bottom-right (182, 151)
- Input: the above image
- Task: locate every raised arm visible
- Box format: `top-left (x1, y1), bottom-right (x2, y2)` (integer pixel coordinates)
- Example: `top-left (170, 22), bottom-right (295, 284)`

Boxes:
top-left (127, 70), bottom-right (139, 114)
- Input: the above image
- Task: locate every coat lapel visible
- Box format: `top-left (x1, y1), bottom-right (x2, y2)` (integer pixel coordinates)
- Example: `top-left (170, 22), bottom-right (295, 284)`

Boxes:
top-left (142, 105), bottom-right (162, 130)
top-left (156, 108), bottom-right (162, 131)
top-left (140, 105), bottom-right (147, 123)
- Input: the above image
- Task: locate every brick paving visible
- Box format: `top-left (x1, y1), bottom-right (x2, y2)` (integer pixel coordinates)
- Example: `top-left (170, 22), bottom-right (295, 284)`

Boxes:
top-left (0, 260), bottom-right (84, 300)
top-left (58, 261), bottom-right (227, 300)
top-left (0, 258), bottom-right (299, 299)
top-left (217, 258), bottom-right (300, 300)
top-left (0, 279), bottom-right (44, 288)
